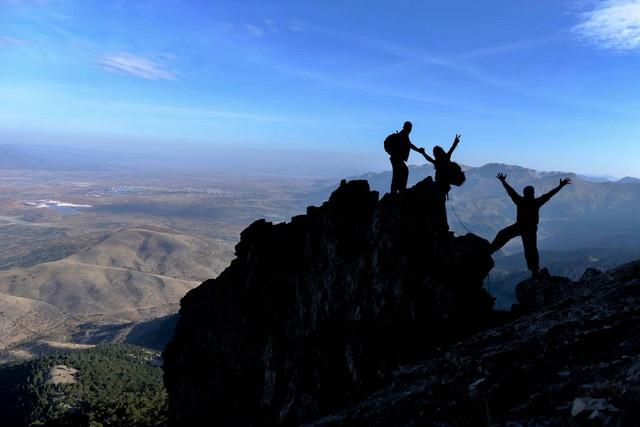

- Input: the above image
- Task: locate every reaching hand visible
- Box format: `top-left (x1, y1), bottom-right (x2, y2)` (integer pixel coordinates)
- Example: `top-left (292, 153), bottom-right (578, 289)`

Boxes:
top-left (560, 177), bottom-right (572, 186)
top-left (454, 134), bottom-right (461, 144)
top-left (496, 172), bottom-right (507, 182)
top-left (418, 147), bottom-right (426, 154)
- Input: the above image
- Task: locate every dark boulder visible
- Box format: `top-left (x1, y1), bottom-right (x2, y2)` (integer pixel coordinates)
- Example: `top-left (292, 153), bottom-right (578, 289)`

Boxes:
top-left (514, 268), bottom-right (580, 313)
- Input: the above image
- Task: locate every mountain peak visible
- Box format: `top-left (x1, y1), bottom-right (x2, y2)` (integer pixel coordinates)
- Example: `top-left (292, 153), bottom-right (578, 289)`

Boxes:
top-left (163, 177), bottom-right (496, 425)
top-left (618, 176), bottom-right (640, 184)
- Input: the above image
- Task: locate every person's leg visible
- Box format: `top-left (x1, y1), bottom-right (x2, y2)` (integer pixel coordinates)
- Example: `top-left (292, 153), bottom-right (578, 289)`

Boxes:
top-left (490, 223), bottom-right (521, 253)
top-left (390, 158), bottom-right (400, 193)
top-left (440, 191), bottom-right (449, 231)
top-left (522, 228), bottom-right (540, 276)
top-left (399, 161), bottom-right (409, 191)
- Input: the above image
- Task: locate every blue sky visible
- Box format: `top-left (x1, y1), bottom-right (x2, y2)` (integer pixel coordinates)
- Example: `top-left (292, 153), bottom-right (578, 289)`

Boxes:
top-left (1, 0), bottom-right (639, 177)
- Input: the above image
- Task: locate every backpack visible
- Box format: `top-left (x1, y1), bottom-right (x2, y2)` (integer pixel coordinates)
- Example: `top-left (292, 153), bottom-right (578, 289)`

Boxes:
top-left (444, 161), bottom-right (466, 186)
top-left (384, 132), bottom-right (400, 157)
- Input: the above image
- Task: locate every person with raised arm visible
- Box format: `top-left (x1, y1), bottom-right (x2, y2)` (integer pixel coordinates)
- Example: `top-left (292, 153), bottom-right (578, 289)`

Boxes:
top-left (490, 172), bottom-right (572, 278)
top-left (419, 134), bottom-right (463, 196)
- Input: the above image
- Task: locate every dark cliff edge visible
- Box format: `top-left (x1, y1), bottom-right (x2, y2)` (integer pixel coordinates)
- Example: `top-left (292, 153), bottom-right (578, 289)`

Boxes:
top-left (163, 178), bottom-right (496, 425)
top-left (309, 262), bottom-right (640, 426)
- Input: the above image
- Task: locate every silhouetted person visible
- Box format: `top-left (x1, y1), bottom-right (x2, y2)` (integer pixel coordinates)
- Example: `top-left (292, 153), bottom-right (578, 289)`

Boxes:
top-left (491, 173), bottom-right (572, 277)
top-left (419, 134), bottom-right (461, 196)
top-left (385, 121), bottom-right (424, 194)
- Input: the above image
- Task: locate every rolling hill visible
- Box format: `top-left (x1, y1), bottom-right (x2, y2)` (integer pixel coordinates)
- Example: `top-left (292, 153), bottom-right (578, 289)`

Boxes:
top-left (0, 226), bottom-right (234, 361)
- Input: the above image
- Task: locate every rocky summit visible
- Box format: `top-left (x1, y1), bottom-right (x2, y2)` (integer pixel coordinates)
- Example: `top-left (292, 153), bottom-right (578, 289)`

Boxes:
top-left (163, 178), bottom-right (496, 426)
top-left (163, 177), bottom-right (640, 426)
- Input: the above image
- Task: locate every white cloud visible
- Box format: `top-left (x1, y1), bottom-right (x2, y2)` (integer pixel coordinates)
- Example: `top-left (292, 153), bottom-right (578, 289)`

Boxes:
top-left (574, 0), bottom-right (640, 51)
top-left (97, 53), bottom-right (176, 80)
top-left (244, 24), bottom-right (264, 37)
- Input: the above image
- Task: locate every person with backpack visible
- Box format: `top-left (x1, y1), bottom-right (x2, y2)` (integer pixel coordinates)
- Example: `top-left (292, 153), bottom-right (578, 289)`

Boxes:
top-left (418, 134), bottom-right (464, 196)
top-left (490, 172), bottom-right (572, 278)
top-left (384, 121), bottom-right (425, 194)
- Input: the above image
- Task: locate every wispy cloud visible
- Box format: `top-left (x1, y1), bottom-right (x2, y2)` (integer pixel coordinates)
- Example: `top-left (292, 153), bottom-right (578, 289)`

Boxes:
top-left (254, 60), bottom-right (532, 120)
top-left (244, 23), bottom-right (264, 37)
top-left (574, 0), bottom-right (640, 51)
top-left (264, 19), bottom-right (279, 33)
top-left (0, 36), bottom-right (27, 47)
top-left (249, 23), bottom-right (633, 118)
top-left (453, 37), bottom-right (559, 60)
top-left (97, 53), bottom-right (176, 80)
top-left (242, 18), bottom-right (302, 37)
top-left (303, 24), bottom-right (519, 91)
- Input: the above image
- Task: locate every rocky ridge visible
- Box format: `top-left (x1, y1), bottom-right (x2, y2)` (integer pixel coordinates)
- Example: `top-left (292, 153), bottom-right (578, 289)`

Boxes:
top-left (163, 178), bottom-right (496, 425)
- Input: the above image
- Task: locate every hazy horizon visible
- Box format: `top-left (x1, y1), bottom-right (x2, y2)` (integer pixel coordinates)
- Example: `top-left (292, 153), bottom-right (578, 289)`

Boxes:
top-left (2, 133), bottom-right (638, 181)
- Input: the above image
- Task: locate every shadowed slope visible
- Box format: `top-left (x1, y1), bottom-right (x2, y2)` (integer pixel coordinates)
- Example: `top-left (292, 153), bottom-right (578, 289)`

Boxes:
top-left (311, 261), bottom-right (640, 426)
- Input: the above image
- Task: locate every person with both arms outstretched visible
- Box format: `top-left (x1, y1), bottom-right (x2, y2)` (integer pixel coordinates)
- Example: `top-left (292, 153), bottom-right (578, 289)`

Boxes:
top-left (490, 172), bottom-right (572, 278)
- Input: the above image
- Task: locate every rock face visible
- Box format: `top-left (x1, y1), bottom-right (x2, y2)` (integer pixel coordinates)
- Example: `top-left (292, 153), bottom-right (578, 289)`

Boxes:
top-left (310, 261), bottom-right (640, 426)
top-left (163, 179), bottom-right (495, 426)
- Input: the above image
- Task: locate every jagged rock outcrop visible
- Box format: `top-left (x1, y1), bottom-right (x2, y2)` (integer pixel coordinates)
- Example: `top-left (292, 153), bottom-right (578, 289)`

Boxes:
top-left (514, 268), bottom-right (579, 313)
top-left (310, 261), bottom-right (640, 426)
top-left (163, 178), bottom-right (495, 426)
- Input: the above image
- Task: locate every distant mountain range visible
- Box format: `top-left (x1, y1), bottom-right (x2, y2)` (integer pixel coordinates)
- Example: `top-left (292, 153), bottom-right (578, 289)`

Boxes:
top-left (313, 162), bottom-right (640, 252)
top-left (618, 176), bottom-right (640, 184)
top-left (577, 174), bottom-right (619, 183)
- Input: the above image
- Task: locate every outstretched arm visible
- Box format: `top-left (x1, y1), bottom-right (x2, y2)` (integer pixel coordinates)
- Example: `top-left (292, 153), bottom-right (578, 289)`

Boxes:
top-left (416, 147), bottom-right (435, 164)
top-left (447, 134), bottom-right (461, 157)
top-left (497, 173), bottom-right (521, 203)
top-left (409, 141), bottom-right (434, 161)
top-left (537, 177), bottom-right (572, 206)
